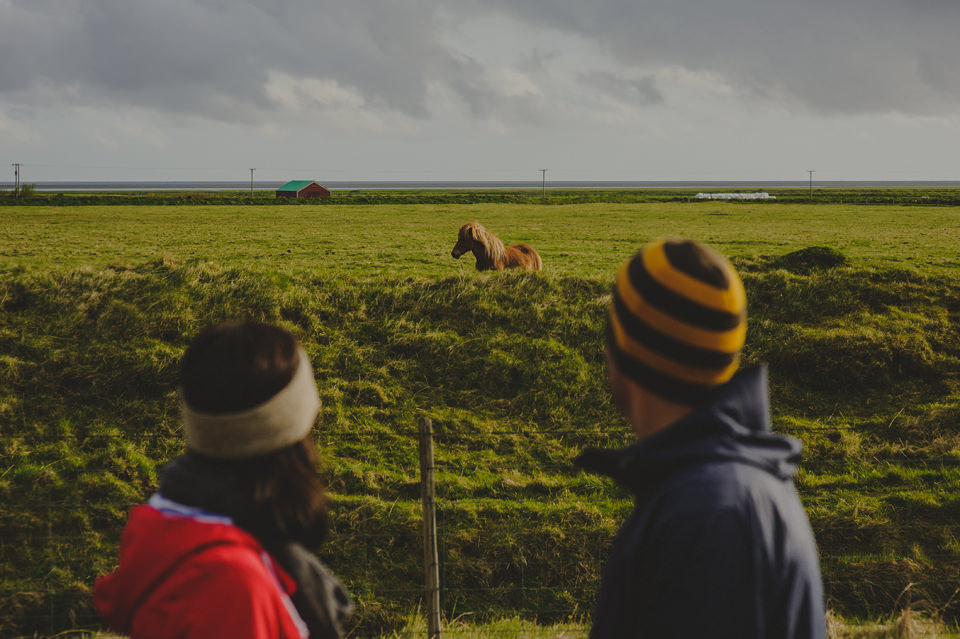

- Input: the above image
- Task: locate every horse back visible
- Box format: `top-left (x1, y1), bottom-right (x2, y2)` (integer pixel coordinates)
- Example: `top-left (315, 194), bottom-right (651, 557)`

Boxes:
top-left (506, 243), bottom-right (542, 270)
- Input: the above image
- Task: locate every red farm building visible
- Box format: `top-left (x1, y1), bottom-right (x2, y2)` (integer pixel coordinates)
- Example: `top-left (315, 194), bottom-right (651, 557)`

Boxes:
top-left (276, 180), bottom-right (331, 199)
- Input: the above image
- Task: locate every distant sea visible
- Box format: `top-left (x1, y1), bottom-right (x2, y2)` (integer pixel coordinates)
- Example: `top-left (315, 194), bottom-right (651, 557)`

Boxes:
top-left (7, 180), bottom-right (960, 192)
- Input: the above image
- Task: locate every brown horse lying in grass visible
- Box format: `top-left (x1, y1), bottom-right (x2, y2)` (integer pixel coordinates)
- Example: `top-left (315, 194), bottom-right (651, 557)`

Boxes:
top-left (451, 222), bottom-right (542, 271)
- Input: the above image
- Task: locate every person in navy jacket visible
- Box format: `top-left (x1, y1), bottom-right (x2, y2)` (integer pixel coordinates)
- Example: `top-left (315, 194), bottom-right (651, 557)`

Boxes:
top-left (577, 239), bottom-right (825, 639)
top-left (94, 322), bottom-right (352, 639)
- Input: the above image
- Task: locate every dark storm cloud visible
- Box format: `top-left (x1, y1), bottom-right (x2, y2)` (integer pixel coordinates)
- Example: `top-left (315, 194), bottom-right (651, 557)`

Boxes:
top-left (476, 0), bottom-right (960, 116)
top-left (2, 0), bottom-right (959, 123)
top-left (0, 0), bottom-right (558, 125)
top-left (0, 0), bottom-right (454, 120)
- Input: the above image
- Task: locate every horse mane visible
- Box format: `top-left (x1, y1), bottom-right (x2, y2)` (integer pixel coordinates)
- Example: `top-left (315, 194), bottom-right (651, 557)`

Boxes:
top-left (466, 222), bottom-right (507, 268)
top-left (454, 221), bottom-right (541, 271)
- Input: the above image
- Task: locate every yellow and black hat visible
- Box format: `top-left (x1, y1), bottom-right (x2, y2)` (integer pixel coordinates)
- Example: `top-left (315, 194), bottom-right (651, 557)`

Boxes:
top-left (607, 239), bottom-right (747, 405)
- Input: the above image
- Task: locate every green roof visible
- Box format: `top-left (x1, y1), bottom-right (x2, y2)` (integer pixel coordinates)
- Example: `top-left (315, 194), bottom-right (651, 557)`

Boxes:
top-left (277, 180), bottom-right (317, 192)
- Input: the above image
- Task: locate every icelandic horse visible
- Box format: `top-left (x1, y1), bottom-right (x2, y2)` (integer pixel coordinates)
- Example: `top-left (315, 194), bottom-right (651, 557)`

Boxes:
top-left (450, 222), bottom-right (542, 271)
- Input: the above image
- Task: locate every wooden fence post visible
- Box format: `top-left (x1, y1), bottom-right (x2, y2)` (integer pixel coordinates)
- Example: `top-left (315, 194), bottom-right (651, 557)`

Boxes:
top-left (418, 416), bottom-right (442, 639)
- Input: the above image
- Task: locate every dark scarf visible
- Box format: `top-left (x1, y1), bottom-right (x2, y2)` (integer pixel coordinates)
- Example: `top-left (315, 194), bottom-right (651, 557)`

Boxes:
top-left (158, 453), bottom-right (353, 639)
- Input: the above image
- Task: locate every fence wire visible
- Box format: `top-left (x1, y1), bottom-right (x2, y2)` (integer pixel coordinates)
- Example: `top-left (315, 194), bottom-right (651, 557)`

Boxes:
top-left (5, 421), bottom-right (960, 638)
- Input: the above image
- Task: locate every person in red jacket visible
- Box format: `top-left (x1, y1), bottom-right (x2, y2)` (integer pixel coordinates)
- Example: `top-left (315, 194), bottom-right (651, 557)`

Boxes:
top-left (94, 322), bottom-right (352, 639)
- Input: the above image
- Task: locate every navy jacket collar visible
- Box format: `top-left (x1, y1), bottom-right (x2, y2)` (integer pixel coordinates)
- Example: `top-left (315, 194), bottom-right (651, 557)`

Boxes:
top-left (577, 366), bottom-right (802, 496)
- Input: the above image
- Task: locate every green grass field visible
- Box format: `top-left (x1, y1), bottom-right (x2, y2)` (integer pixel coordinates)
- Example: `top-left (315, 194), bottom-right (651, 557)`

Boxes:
top-left (2, 201), bottom-right (959, 637)
top-left (3, 203), bottom-right (960, 278)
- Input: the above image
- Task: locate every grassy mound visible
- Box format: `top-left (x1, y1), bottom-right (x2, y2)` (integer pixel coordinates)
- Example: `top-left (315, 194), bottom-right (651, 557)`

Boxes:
top-left (774, 246), bottom-right (850, 272)
top-left (2, 254), bottom-right (959, 635)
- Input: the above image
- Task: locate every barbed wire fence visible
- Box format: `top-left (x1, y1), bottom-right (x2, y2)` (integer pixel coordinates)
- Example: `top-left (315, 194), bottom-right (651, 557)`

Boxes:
top-left (345, 417), bottom-right (958, 638)
top-left (439, 444), bottom-right (951, 639)
top-left (6, 416), bottom-right (959, 638)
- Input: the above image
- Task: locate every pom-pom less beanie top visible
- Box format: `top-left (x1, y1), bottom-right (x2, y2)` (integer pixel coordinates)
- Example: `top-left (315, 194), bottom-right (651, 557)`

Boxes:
top-left (607, 239), bottom-right (747, 406)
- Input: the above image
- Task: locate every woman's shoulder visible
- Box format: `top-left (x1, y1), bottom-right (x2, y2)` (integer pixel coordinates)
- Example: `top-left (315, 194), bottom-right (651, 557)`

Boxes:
top-left (130, 500), bottom-right (295, 600)
top-left (143, 533), bottom-right (303, 631)
top-left (133, 542), bottom-right (306, 639)
top-left (165, 527), bottom-right (293, 597)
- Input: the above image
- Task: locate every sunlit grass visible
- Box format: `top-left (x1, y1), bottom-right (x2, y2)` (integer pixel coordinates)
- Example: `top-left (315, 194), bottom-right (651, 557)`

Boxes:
top-left (2, 203), bottom-right (959, 278)
top-left (2, 201), bottom-right (959, 636)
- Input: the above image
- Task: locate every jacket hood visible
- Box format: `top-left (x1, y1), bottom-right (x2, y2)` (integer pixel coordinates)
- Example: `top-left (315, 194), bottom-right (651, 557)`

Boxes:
top-left (577, 366), bottom-right (802, 495)
top-left (93, 502), bottom-right (262, 634)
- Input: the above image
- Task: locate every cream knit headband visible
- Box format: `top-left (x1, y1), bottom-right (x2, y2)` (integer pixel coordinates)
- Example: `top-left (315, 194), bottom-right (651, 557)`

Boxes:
top-left (182, 346), bottom-right (321, 459)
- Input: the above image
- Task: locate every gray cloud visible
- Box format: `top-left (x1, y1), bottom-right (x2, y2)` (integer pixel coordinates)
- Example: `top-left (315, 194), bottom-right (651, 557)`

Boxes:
top-left (475, 0), bottom-right (960, 116)
top-left (579, 71), bottom-right (664, 107)
top-left (0, 0), bottom-right (454, 121)
top-left (2, 0), bottom-right (959, 128)
top-left (1, 0), bottom-right (577, 126)
top-left (432, 52), bottom-right (551, 126)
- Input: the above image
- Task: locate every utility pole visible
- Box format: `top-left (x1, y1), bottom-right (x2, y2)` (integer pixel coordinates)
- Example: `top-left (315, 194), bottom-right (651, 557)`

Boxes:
top-left (249, 168), bottom-right (255, 199)
top-left (12, 163), bottom-right (22, 195)
top-left (807, 170), bottom-right (815, 199)
top-left (540, 168), bottom-right (547, 198)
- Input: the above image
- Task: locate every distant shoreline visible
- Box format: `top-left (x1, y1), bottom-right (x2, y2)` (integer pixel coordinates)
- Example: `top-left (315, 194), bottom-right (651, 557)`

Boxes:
top-left (4, 180), bottom-right (960, 192)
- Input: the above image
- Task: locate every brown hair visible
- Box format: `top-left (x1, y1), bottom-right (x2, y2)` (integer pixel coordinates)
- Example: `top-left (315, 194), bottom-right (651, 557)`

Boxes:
top-left (234, 437), bottom-right (330, 547)
top-left (181, 322), bottom-right (328, 546)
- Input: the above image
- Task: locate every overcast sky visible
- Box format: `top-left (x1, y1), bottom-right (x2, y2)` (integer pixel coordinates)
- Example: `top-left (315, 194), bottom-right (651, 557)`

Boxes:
top-left (3, 0), bottom-right (960, 182)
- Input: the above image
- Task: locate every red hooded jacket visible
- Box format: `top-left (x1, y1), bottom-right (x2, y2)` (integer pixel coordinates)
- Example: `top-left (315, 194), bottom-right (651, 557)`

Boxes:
top-left (93, 496), bottom-right (308, 639)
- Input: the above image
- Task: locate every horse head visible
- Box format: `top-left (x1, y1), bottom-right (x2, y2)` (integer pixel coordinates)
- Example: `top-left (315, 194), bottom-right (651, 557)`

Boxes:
top-left (451, 222), bottom-right (482, 258)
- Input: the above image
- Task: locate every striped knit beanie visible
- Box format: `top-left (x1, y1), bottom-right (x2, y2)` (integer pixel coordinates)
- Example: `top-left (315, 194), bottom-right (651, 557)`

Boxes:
top-left (607, 239), bottom-right (747, 406)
